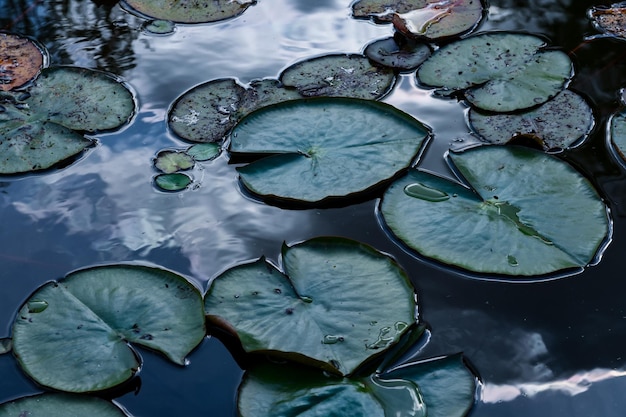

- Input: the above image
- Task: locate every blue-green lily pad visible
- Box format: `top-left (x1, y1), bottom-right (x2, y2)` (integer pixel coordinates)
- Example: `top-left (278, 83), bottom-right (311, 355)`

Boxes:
top-left (380, 145), bottom-right (610, 277)
top-left (238, 354), bottom-right (475, 417)
top-left (205, 237), bottom-right (417, 376)
top-left (11, 264), bottom-right (205, 392)
top-left (468, 90), bottom-right (594, 151)
top-left (279, 54), bottom-right (396, 100)
top-left (123, 0), bottom-right (257, 23)
top-left (417, 32), bottom-right (573, 112)
top-left (186, 143), bottom-right (221, 161)
top-left (154, 150), bottom-right (194, 173)
top-left (229, 97), bottom-right (430, 204)
top-left (154, 172), bottom-right (193, 191)
top-left (0, 393), bottom-right (130, 417)
top-left (364, 36), bottom-right (431, 72)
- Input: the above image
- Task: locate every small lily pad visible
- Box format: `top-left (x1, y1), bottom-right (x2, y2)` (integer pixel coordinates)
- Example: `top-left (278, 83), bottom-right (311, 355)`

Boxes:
top-left (205, 237), bottom-right (417, 376)
top-left (279, 54), bottom-right (396, 100)
top-left (468, 90), bottom-right (594, 151)
top-left (186, 143), bottom-right (221, 161)
top-left (154, 172), bottom-right (192, 191)
top-left (0, 33), bottom-right (45, 91)
top-left (142, 19), bottom-right (176, 36)
top-left (417, 32), bottom-right (573, 112)
top-left (238, 354), bottom-right (475, 417)
top-left (0, 393), bottom-right (130, 417)
top-left (364, 35), bottom-right (431, 72)
top-left (588, 3), bottom-right (626, 40)
top-left (154, 150), bottom-right (194, 173)
top-left (380, 145), bottom-right (610, 277)
top-left (609, 108), bottom-right (626, 164)
top-left (11, 264), bottom-right (205, 392)
top-left (230, 97), bottom-right (430, 204)
top-left (123, 0), bottom-right (257, 23)
top-left (0, 338), bottom-right (11, 354)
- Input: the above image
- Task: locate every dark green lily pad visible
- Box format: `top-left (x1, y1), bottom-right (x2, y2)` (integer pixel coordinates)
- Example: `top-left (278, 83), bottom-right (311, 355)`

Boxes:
top-left (364, 36), bottom-right (431, 72)
top-left (609, 108), bottom-right (626, 164)
top-left (0, 338), bottom-right (10, 354)
top-left (154, 150), bottom-right (194, 173)
top-left (279, 54), bottom-right (396, 100)
top-left (205, 237), bottom-right (417, 376)
top-left (238, 354), bottom-right (475, 417)
top-left (468, 90), bottom-right (594, 151)
top-left (0, 393), bottom-right (130, 417)
top-left (588, 3), bottom-right (626, 40)
top-left (123, 0), bottom-right (257, 23)
top-left (0, 33), bottom-right (45, 91)
top-left (417, 32), bottom-right (573, 112)
top-left (11, 264), bottom-right (205, 392)
top-left (168, 78), bottom-right (301, 143)
top-left (186, 143), bottom-right (221, 161)
top-left (154, 173), bottom-right (193, 191)
top-left (380, 145), bottom-right (610, 277)
top-left (230, 97), bottom-right (430, 204)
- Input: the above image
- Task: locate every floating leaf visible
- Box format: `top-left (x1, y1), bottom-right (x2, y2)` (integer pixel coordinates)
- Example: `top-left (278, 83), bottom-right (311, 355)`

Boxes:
top-left (169, 78), bottom-right (300, 143)
top-left (154, 173), bottom-right (192, 191)
top-left (279, 54), bottom-right (396, 100)
top-left (0, 393), bottom-right (130, 417)
top-left (380, 145), bottom-right (610, 276)
top-left (364, 36), bottom-right (431, 72)
top-left (154, 150), bottom-right (194, 173)
top-left (238, 354), bottom-right (475, 417)
top-left (0, 33), bottom-right (45, 91)
top-left (142, 19), bottom-right (176, 36)
top-left (11, 264), bottom-right (205, 392)
top-left (417, 32), bottom-right (573, 112)
top-left (588, 3), bottom-right (626, 40)
top-left (468, 90), bottom-right (594, 151)
top-left (123, 0), bottom-right (257, 23)
top-left (229, 97), bottom-right (430, 204)
top-left (609, 108), bottom-right (626, 163)
top-left (205, 237), bottom-right (417, 376)
top-left (0, 338), bottom-right (11, 354)
top-left (186, 143), bottom-right (221, 161)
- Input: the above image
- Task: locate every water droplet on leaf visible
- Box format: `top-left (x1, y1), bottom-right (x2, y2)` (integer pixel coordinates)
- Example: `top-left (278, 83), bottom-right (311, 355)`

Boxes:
top-left (404, 182), bottom-right (450, 202)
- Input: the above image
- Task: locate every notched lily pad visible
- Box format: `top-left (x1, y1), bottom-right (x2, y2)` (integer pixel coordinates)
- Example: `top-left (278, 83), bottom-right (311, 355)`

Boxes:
top-left (380, 145), bottom-right (610, 277)
top-left (205, 237), bottom-right (417, 376)
top-left (279, 54), bottom-right (396, 100)
top-left (588, 3), bottom-right (626, 40)
top-left (0, 393), bottom-right (131, 417)
top-left (468, 90), bottom-right (594, 151)
top-left (123, 0), bottom-right (257, 23)
top-left (154, 172), bottom-right (192, 191)
top-left (417, 32), bottom-right (573, 112)
top-left (0, 32), bottom-right (45, 91)
top-left (364, 35), bottom-right (431, 72)
top-left (168, 78), bottom-right (301, 143)
top-left (154, 150), bottom-right (194, 173)
top-left (229, 97), bottom-right (430, 204)
top-left (11, 264), bottom-right (205, 392)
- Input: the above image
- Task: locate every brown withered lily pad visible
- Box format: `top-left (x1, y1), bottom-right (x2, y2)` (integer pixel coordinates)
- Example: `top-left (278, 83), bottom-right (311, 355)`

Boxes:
top-left (0, 33), bottom-right (45, 91)
top-left (588, 3), bottom-right (626, 39)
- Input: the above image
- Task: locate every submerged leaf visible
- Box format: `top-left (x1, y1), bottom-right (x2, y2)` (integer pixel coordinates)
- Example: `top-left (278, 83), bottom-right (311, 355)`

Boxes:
top-left (0, 393), bottom-right (130, 417)
top-left (205, 237), bottom-right (417, 376)
top-left (230, 97), bottom-right (430, 204)
top-left (279, 54), bottom-right (396, 100)
top-left (417, 32), bottom-right (573, 112)
top-left (11, 264), bottom-right (205, 392)
top-left (364, 36), bottom-right (431, 72)
top-left (468, 90), bottom-right (594, 151)
top-left (380, 145), bottom-right (610, 277)
top-left (154, 173), bottom-right (192, 191)
top-left (154, 150), bottom-right (194, 173)
top-left (123, 0), bottom-right (257, 23)
top-left (0, 33), bottom-right (45, 91)
top-left (588, 3), bottom-right (626, 40)
top-left (0, 338), bottom-right (11, 354)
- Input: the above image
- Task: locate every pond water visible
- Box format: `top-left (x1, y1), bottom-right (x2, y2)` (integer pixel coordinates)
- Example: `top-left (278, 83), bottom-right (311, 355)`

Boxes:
top-left (2, 0), bottom-right (626, 416)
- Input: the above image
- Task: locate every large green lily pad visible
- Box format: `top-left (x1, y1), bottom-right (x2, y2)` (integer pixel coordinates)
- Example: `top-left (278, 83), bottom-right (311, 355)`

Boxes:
top-left (468, 90), bottom-right (594, 151)
top-left (0, 66), bottom-right (135, 174)
top-left (417, 32), bottom-right (573, 112)
top-left (279, 54), bottom-right (396, 100)
top-left (229, 97), bottom-right (430, 204)
top-left (12, 264), bottom-right (205, 392)
top-left (238, 354), bottom-right (475, 417)
top-left (123, 0), bottom-right (257, 23)
top-left (0, 394), bottom-right (130, 417)
top-left (205, 237), bottom-right (417, 376)
top-left (380, 145), bottom-right (610, 277)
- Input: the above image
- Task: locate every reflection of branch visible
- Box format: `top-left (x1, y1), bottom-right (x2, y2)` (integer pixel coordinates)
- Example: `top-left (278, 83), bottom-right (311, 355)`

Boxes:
top-left (2, 0), bottom-right (43, 31)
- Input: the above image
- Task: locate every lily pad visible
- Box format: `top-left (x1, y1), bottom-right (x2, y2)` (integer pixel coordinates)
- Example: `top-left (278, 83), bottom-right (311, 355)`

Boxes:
top-left (238, 354), bottom-right (475, 417)
top-left (205, 237), bottom-right (417, 376)
top-left (364, 35), bottom-right (431, 72)
top-left (154, 172), bottom-right (193, 191)
top-left (468, 90), bottom-right (594, 151)
top-left (0, 393), bottom-right (130, 417)
top-left (0, 338), bottom-right (10, 354)
top-left (588, 3), bottom-right (626, 40)
top-left (416, 32), bottom-right (573, 112)
top-left (11, 264), bottom-right (205, 392)
top-left (380, 145), bottom-right (610, 277)
top-left (279, 54), bottom-right (396, 100)
top-left (229, 97), bottom-right (430, 204)
top-left (0, 33), bottom-right (45, 91)
top-left (186, 143), bottom-right (221, 161)
top-left (609, 108), bottom-right (626, 164)
top-left (169, 78), bottom-right (301, 143)
top-left (123, 0), bottom-right (257, 23)
top-left (154, 150), bottom-right (194, 173)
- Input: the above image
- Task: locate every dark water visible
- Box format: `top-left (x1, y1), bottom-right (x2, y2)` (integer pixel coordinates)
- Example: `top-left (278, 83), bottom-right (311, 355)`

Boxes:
top-left (2, 0), bottom-right (626, 416)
